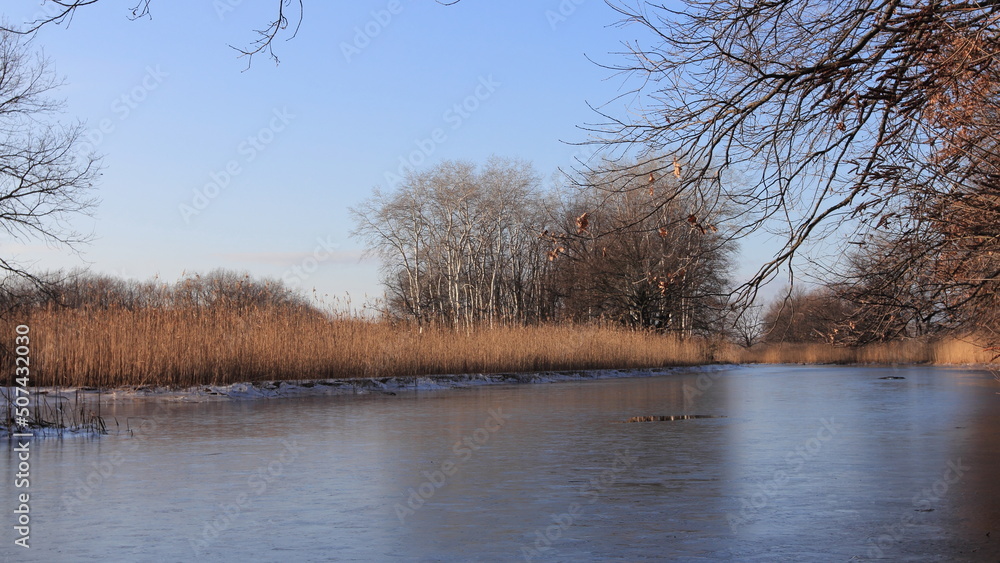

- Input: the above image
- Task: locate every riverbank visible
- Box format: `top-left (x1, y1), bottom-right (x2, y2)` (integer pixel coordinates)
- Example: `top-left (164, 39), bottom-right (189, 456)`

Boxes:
top-left (6, 365), bottom-right (728, 405)
top-left (2, 365), bottom-right (732, 436)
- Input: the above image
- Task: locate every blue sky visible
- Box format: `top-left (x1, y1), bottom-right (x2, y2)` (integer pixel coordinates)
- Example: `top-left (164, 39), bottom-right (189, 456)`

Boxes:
top-left (4, 0), bottom-right (782, 305)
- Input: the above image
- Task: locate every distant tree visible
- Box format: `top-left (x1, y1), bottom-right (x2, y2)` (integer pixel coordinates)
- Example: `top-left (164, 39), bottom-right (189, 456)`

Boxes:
top-left (549, 157), bottom-right (734, 335)
top-left (729, 303), bottom-right (764, 348)
top-left (762, 288), bottom-right (852, 345)
top-left (351, 158), bottom-right (550, 327)
top-left (170, 269), bottom-right (306, 310)
top-left (1, 269), bottom-right (308, 312)
top-left (833, 235), bottom-right (950, 344)
top-left (353, 156), bottom-right (737, 332)
top-left (0, 29), bottom-right (100, 299)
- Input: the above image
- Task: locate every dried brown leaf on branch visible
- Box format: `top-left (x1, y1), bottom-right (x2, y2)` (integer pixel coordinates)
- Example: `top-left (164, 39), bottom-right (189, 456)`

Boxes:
top-left (594, 1), bottom-right (1000, 344)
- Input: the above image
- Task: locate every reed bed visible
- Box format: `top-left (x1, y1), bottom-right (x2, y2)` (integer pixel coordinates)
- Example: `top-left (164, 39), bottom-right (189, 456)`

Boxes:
top-left (6, 305), bottom-right (721, 388)
top-left (738, 337), bottom-right (996, 365)
top-left (3, 305), bottom-right (993, 390)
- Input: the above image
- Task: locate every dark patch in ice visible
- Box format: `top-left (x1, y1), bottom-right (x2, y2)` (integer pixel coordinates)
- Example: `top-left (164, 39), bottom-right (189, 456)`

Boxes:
top-left (619, 415), bottom-right (725, 423)
top-left (879, 376), bottom-right (906, 380)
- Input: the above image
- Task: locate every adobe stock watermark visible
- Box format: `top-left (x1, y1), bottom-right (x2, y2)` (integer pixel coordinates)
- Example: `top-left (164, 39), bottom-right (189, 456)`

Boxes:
top-left (61, 403), bottom-right (170, 515)
top-left (520, 449), bottom-right (638, 560)
top-left (727, 417), bottom-right (842, 532)
top-left (178, 107), bottom-right (295, 223)
top-left (340, 0), bottom-right (404, 63)
top-left (189, 439), bottom-right (305, 556)
top-left (864, 458), bottom-right (970, 559)
top-left (280, 235), bottom-right (342, 286)
top-left (546, 0), bottom-right (587, 30)
top-left (74, 65), bottom-right (168, 164)
top-left (394, 407), bottom-right (512, 523)
top-left (683, 369), bottom-right (723, 408)
top-left (213, 0), bottom-right (245, 20)
top-left (383, 75), bottom-right (501, 186)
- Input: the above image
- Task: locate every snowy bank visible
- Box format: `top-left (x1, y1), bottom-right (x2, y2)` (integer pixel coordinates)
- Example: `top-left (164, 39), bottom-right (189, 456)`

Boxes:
top-left (9, 365), bottom-right (732, 406)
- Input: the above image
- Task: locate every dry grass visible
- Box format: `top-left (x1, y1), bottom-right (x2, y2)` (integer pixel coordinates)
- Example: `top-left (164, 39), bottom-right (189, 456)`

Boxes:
top-left (738, 337), bottom-right (997, 365)
top-left (4, 305), bottom-right (994, 389)
top-left (7, 306), bottom-right (722, 388)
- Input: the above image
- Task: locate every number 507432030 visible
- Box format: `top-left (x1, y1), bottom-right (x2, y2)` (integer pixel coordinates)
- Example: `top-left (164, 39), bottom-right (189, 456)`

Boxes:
top-left (13, 324), bottom-right (30, 426)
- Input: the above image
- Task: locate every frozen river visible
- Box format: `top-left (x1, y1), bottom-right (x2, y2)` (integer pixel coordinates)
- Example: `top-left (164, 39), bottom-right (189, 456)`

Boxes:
top-left (3, 365), bottom-right (1000, 561)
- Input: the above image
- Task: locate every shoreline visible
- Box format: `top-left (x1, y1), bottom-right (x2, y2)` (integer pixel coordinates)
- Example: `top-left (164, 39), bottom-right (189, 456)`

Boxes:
top-left (22, 364), bottom-right (733, 405)
top-left (9, 360), bottom-right (995, 407)
top-left (2, 365), bottom-right (732, 437)
top-left (4, 363), bottom-right (995, 437)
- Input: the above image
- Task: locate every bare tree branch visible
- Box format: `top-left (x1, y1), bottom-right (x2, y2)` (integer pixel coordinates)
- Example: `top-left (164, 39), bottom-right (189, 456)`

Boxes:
top-left (0, 28), bottom-right (101, 298)
top-left (2, 0), bottom-right (305, 68)
top-left (588, 0), bottom-right (1000, 340)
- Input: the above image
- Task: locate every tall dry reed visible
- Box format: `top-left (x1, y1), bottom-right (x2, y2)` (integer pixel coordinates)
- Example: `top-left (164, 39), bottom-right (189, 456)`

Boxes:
top-left (6, 305), bottom-right (721, 388)
top-left (737, 337), bottom-right (996, 365)
top-left (4, 305), bottom-right (993, 389)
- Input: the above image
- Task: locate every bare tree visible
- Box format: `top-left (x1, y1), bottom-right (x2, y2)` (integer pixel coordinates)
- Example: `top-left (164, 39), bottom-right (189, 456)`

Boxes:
top-left (3, 0), bottom-right (304, 67)
top-left (0, 29), bottom-right (100, 295)
top-left (4, 0), bottom-right (463, 68)
top-left (761, 288), bottom-right (852, 345)
top-left (590, 0), bottom-right (1000, 343)
top-left (730, 303), bottom-right (764, 348)
top-left (353, 156), bottom-right (737, 332)
top-left (1, 268), bottom-right (308, 312)
top-left (831, 233), bottom-right (950, 344)
top-left (351, 158), bottom-right (550, 327)
top-left (552, 156), bottom-right (734, 335)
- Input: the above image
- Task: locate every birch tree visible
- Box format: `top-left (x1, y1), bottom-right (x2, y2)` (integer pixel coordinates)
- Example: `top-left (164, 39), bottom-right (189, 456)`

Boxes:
top-left (351, 158), bottom-right (549, 326)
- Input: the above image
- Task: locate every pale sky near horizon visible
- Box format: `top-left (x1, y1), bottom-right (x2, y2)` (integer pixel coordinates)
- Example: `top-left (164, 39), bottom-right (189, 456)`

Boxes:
top-left (3, 0), bottom-right (788, 308)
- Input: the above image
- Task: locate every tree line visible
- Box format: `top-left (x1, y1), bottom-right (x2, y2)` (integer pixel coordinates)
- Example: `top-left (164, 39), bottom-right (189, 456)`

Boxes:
top-left (350, 156), bottom-right (734, 336)
top-left (353, 147), bottom-right (996, 347)
top-left (0, 269), bottom-right (309, 314)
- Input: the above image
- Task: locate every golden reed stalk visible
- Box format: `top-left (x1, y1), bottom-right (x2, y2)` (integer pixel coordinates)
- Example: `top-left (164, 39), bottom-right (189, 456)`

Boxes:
top-left (4, 305), bottom-right (994, 389)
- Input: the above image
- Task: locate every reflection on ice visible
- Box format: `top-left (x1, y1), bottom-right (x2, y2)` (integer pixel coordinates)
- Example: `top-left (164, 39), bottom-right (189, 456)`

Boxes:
top-left (2, 365), bottom-right (998, 561)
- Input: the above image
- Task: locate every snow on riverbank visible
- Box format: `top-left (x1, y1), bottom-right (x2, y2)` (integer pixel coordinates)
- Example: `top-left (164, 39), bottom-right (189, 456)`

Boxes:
top-left (9, 365), bottom-right (731, 405)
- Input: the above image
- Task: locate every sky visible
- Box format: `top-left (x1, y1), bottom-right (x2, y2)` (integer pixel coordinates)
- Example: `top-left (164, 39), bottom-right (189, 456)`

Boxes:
top-left (3, 0), bottom-right (785, 307)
